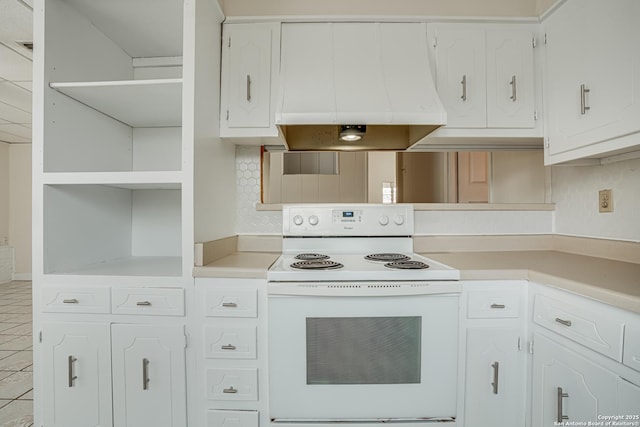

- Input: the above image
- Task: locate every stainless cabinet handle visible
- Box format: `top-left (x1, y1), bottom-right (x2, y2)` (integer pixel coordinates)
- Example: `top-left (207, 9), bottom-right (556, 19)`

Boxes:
top-left (136, 301), bottom-right (152, 306)
top-left (246, 74), bottom-right (252, 102)
top-left (461, 75), bottom-right (467, 101)
top-left (510, 75), bottom-right (517, 102)
top-left (491, 362), bottom-right (499, 394)
top-left (222, 302), bottom-right (237, 308)
top-left (63, 298), bottom-right (79, 304)
top-left (221, 344), bottom-right (237, 350)
top-left (490, 303), bottom-right (506, 309)
top-left (68, 355), bottom-right (77, 387)
top-left (580, 84), bottom-right (590, 115)
top-left (555, 317), bottom-right (572, 327)
top-left (142, 358), bottom-right (150, 390)
top-left (223, 386), bottom-right (238, 394)
top-left (557, 387), bottom-right (569, 422)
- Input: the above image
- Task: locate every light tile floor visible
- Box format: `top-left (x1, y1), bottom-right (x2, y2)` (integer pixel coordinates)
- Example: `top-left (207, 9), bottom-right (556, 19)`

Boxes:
top-left (0, 281), bottom-right (33, 427)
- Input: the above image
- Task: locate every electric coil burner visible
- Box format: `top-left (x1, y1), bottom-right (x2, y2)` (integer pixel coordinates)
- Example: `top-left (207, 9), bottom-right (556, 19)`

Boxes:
top-left (364, 253), bottom-right (411, 262)
top-left (384, 260), bottom-right (429, 270)
top-left (294, 253), bottom-right (329, 261)
top-left (290, 260), bottom-right (343, 270)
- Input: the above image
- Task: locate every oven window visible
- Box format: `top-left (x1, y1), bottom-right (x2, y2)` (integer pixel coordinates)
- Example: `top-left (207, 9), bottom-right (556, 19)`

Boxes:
top-left (306, 316), bottom-right (421, 385)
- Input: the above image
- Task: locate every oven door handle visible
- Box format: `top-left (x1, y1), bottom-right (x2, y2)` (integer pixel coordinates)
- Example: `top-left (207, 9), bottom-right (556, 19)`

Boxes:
top-left (267, 282), bottom-right (461, 297)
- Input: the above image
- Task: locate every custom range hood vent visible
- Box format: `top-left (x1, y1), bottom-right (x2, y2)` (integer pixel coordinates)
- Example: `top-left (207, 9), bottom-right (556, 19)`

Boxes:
top-left (276, 22), bottom-right (447, 151)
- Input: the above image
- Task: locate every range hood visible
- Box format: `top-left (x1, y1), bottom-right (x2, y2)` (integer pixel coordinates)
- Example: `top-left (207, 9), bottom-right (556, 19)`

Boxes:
top-left (275, 22), bottom-right (447, 151)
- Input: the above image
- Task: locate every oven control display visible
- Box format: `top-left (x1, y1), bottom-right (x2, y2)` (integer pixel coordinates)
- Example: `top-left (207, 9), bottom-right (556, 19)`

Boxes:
top-left (333, 210), bottom-right (361, 223)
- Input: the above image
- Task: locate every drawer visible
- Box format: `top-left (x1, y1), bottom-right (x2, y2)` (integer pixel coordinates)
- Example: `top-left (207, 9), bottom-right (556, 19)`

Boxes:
top-left (533, 294), bottom-right (624, 360)
top-left (205, 288), bottom-right (257, 318)
top-left (207, 410), bottom-right (258, 427)
top-left (467, 290), bottom-right (521, 319)
top-left (41, 286), bottom-right (110, 314)
top-left (207, 368), bottom-right (258, 401)
top-left (205, 326), bottom-right (257, 359)
top-left (623, 320), bottom-right (640, 372)
top-left (111, 287), bottom-right (184, 316)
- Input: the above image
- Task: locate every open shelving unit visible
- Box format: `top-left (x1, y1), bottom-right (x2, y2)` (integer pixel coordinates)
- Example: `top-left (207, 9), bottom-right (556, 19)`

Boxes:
top-left (37, 0), bottom-right (188, 278)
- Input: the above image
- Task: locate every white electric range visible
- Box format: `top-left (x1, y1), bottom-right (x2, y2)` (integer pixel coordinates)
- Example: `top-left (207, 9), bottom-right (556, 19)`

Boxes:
top-left (267, 204), bottom-right (461, 425)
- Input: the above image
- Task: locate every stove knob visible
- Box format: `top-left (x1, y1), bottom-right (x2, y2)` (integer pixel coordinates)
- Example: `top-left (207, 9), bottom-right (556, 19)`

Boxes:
top-left (378, 215), bottom-right (389, 226)
top-left (394, 215), bottom-right (405, 225)
top-left (293, 215), bottom-right (304, 226)
top-left (309, 215), bottom-right (319, 226)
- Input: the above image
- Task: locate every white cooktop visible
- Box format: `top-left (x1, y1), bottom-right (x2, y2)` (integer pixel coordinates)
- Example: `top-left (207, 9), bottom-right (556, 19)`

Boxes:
top-left (267, 252), bottom-right (460, 282)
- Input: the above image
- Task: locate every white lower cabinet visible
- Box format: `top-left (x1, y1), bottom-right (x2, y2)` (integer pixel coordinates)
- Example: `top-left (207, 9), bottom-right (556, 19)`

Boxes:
top-left (111, 324), bottom-right (187, 427)
top-left (42, 322), bottom-right (186, 427)
top-left (531, 333), bottom-right (619, 426)
top-left (460, 282), bottom-right (527, 427)
top-left (196, 278), bottom-right (267, 427)
top-left (42, 322), bottom-right (113, 427)
top-left (464, 327), bottom-right (526, 426)
top-left (207, 410), bottom-right (259, 427)
top-left (617, 377), bottom-right (640, 414)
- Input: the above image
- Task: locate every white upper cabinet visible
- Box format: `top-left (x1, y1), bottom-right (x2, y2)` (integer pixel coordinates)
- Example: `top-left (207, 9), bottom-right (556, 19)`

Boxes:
top-left (220, 22), bottom-right (280, 139)
top-left (429, 26), bottom-right (487, 128)
top-left (543, 0), bottom-right (640, 164)
top-left (486, 29), bottom-right (536, 128)
top-left (428, 23), bottom-right (538, 134)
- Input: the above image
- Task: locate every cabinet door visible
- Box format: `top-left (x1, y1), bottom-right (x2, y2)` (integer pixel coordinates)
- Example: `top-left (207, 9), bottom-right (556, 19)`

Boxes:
top-left (532, 333), bottom-right (618, 427)
top-left (545, 0), bottom-right (640, 158)
top-left (430, 25), bottom-right (487, 128)
top-left (42, 322), bottom-right (112, 427)
top-left (464, 327), bottom-right (525, 427)
top-left (111, 324), bottom-right (186, 427)
top-left (221, 23), bottom-right (277, 132)
top-left (486, 28), bottom-right (535, 128)
top-left (618, 378), bottom-right (640, 414)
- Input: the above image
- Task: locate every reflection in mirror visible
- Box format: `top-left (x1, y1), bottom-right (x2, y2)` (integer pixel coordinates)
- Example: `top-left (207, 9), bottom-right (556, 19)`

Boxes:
top-left (262, 150), bottom-right (546, 204)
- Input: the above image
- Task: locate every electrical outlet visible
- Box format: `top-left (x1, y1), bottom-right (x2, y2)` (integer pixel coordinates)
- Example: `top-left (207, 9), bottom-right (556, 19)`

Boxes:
top-left (599, 189), bottom-right (613, 213)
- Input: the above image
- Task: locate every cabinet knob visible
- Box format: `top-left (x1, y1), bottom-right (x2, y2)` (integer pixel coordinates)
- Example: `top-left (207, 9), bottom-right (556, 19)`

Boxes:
top-left (490, 303), bottom-right (506, 309)
top-left (221, 344), bottom-right (237, 351)
top-left (222, 302), bottom-right (238, 308)
top-left (63, 298), bottom-right (79, 304)
top-left (136, 301), bottom-right (152, 306)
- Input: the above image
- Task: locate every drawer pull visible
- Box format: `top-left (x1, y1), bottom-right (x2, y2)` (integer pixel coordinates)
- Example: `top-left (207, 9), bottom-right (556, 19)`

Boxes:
top-left (490, 303), bottom-right (506, 309)
top-left (222, 302), bottom-right (238, 308)
top-left (63, 298), bottom-right (79, 304)
top-left (555, 317), bottom-right (572, 327)
top-left (136, 301), bottom-right (152, 306)
top-left (223, 386), bottom-right (238, 394)
top-left (557, 387), bottom-right (569, 422)
top-left (221, 344), bottom-right (237, 351)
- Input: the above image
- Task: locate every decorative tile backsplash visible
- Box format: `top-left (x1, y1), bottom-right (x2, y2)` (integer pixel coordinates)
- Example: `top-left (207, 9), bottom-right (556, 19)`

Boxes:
top-left (551, 157), bottom-right (640, 242)
top-left (235, 146), bottom-right (282, 235)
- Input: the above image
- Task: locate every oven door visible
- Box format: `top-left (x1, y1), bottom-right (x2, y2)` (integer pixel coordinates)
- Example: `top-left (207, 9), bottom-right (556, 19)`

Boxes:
top-left (268, 290), bottom-right (459, 421)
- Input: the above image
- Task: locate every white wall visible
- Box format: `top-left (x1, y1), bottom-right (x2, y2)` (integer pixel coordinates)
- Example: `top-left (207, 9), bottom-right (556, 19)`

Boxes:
top-left (0, 143), bottom-right (8, 246)
top-left (551, 158), bottom-right (640, 243)
top-left (222, 0), bottom-right (538, 17)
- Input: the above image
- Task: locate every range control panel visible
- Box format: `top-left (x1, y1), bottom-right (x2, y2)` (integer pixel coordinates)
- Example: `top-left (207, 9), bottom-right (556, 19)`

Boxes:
top-left (283, 204), bottom-right (414, 236)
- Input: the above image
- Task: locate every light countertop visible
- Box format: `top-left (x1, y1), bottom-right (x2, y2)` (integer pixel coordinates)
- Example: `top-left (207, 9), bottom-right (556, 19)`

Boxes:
top-left (193, 252), bottom-right (279, 279)
top-left (425, 251), bottom-right (640, 314)
top-left (193, 250), bottom-right (640, 313)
